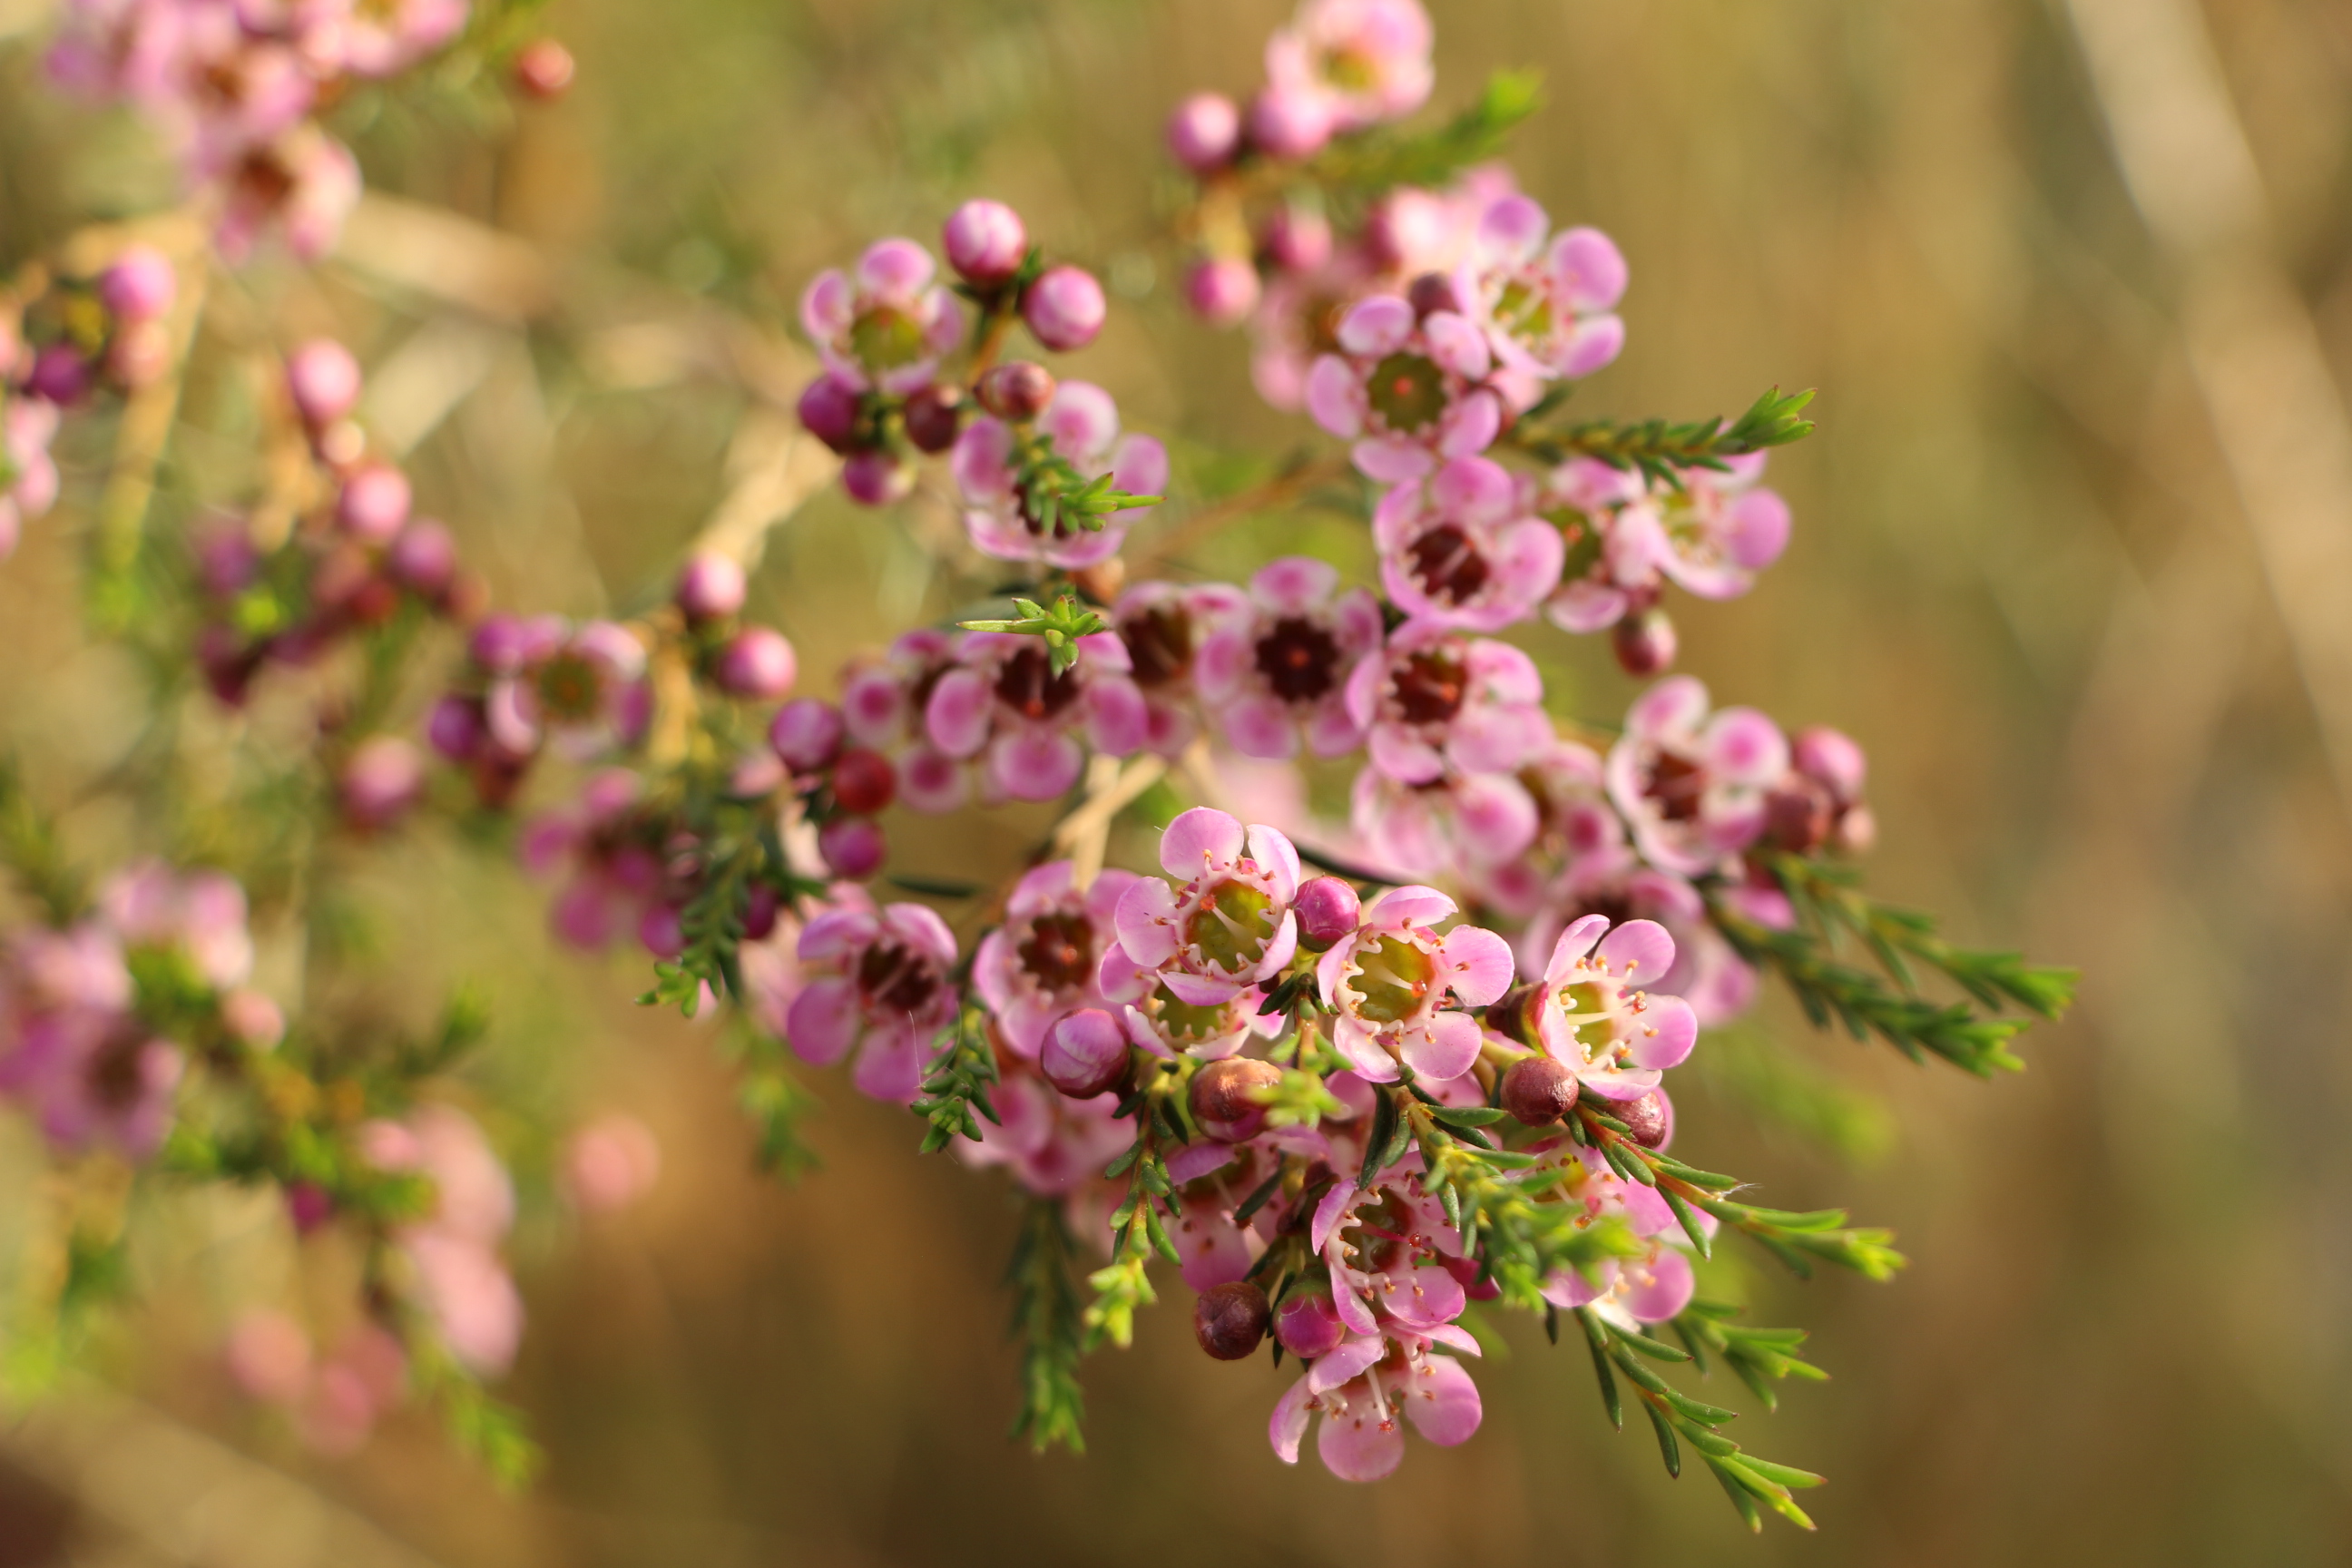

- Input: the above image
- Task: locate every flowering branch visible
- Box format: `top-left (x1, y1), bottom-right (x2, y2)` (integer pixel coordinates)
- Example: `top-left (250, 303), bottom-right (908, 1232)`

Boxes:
top-left (1512, 385), bottom-right (1819, 486)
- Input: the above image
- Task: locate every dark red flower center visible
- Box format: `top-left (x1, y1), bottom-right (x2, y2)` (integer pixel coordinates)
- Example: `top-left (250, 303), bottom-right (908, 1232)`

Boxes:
top-left (1017, 911), bottom-right (1096, 992)
top-left (1407, 524), bottom-right (1490, 606)
top-left (1254, 616), bottom-right (1341, 703)
top-left (1122, 604), bottom-right (1193, 690)
top-left (857, 940), bottom-right (939, 1014)
top-left (1391, 650), bottom-right (1466, 725)
top-left (994, 646), bottom-right (1080, 721)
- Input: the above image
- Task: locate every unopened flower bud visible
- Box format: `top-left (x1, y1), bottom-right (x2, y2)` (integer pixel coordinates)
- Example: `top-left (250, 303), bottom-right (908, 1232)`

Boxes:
top-left (1273, 1284), bottom-right (1345, 1359)
top-left (100, 245), bottom-right (177, 322)
top-left (742, 882), bottom-right (780, 941)
top-left (675, 552), bottom-right (746, 622)
top-left (1070, 558), bottom-right (1126, 604)
top-left (1248, 85), bottom-right (1333, 162)
top-left (1042, 1008), bottom-right (1130, 1099)
top-left (221, 988), bottom-right (286, 1050)
top-left (387, 519), bottom-right (456, 598)
top-left (1184, 257), bottom-right (1260, 327)
top-left (638, 903), bottom-right (685, 960)
top-left (841, 448), bottom-right (913, 506)
top-left (338, 736), bottom-right (426, 829)
top-left (426, 694), bottom-right (484, 761)
top-left (1834, 802), bottom-right (1877, 856)
top-left (286, 339), bottom-right (361, 426)
top-left (770, 699), bottom-right (846, 772)
top-left (1022, 265), bottom-right (1106, 352)
top-left (977, 361), bottom-right (1056, 421)
top-left (285, 1182), bottom-right (334, 1234)
top-left (1190, 1057), bottom-right (1281, 1142)
top-left (1483, 982), bottom-right (1543, 1046)
top-left (1762, 779), bottom-right (1834, 854)
top-left (828, 746), bottom-right (896, 813)
top-left (1793, 725), bottom-right (1867, 809)
top-left (818, 816), bottom-right (887, 879)
top-left (1502, 1054), bottom-right (1578, 1126)
top-left (901, 383), bottom-right (965, 454)
top-left (1293, 876), bottom-right (1360, 949)
top-left (1406, 271), bottom-right (1462, 319)
top-left (337, 463), bottom-right (411, 544)
top-left (1607, 1088), bottom-right (1671, 1150)
top-left (942, 199), bottom-right (1028, 288)
top-left (797, 373), bottom-right (862, 453)
top-left (714, 627), bottom-right (797, 700)
top-left (1612, 605), bottom-right (1678, 676)
top-left (1194, 1279), bottom-right (1270, 1360)
top-left (511, 37), bottom-right (575, 100)
top-left (1166, 92), bottom-right (1241, 172)
top-left (28, 345), bottom-right (92, 406)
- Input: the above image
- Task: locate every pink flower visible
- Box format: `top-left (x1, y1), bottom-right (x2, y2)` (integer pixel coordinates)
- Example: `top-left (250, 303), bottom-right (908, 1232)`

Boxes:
top-left (786, 902), bottom-right (960, 1102)
top-left (0, 395), bottom-right (63, 563)
top-left (1345, 620), bottom-right (1551, 786)
top-left (1264, 0), bottom-right (1434, 132)
top-left (100, 861), bottom-right (255, 988)
top-left (799, 239), bottom-right (967, 396)
top-left (951, 380), bottom-right (1166, 571)
top-left (362, 1105), bottom-right (523, 1376)
top-left (1306, 294), bottom-right (1503, 482)
top-left (974, 861), bottom-right (1142, 1057)
top-left (1247, 245), bottom-right (1376, 412)
top-left (1112, 808), bottom-right (1301, 1009)
top-left (1268, 1336), bottom-right (1481, 1481)
top-left (923, 631), bottom-right (1147, 803)
top-left (1348, 765), bottom-right (1538, 877)
top-left (1110, 579), bottom-right (1248, 756)
top-left (1315, 886), bottom-right (1514, 1082)
top-left (1194, 557), bottom-right (1383, 761)
top-left (480, 617), bottom-right (651, 761)
top-left (839, 629), bottom-right (972, 814)
top-left (1095, 942), bottom-right (1280, 1061)
top-left (957, 1063), bottom-right (1133, 1198)
top-left (1530, 914), bottom-right (1699, 1100)
top-left (1538, 1147), bottom-right (1703, 1326)
top-left (216, 128), bottom-right (360, 264)
top-left (1605, 676), bottom-right (1788, 876)
top-left (521, 769), bottom-right (666, 950)
top-left (1454, 197), bottom-right (1627, 394)
top-left (1373, 455), bottom-right (1563, 631)
top-left (563, 1112), bottom-right (662, 1213)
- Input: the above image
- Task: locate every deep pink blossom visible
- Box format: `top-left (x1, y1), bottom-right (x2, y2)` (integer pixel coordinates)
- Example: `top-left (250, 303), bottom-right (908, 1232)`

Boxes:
top-left (1306, 294), bottom-right (1503, 482)
top-left (1345, 620), bottom-right (1550, 786)
top-left (975, 861), bottom-right (1142, 1057)
top-left (1315, 885), bottom-right (1514, 1082)
top-left (923, 630), bottom-right (1147, 802)
top-left (1194, 557), bottom-right (1382, 760)
top-left (1605, 676), bottom-right (1788, 875)
top-left (799, 238), bottom-right (966, 396)
top-left (1112, 808), bottom-right (1301, 1004)
top-left (787, 901), bottom-right (959, 1102)
top-left (479, 617), bottom-right (651, 761)
top-left (952, 380), bottom-right (1165, 570)
top-left (1373, 455), bottom-right (1563, 631)
top-left (1110, 579), bottom-right (1248, 756)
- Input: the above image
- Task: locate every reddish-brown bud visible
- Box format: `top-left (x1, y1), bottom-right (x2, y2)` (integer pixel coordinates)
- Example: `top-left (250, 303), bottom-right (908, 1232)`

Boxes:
top-left (830, 748), bottom-right (896, 816)
top-left (977, 360), bottom-right (1056, 422)
top-left (1610, 1089), bottom-right (1671, 1149)
top-left (1190, 1058), bottom-right (1281, 1142)
top-left (1612, 606), bottom-right (1679, 677)
top-left (902, 383), bottom-right (965, 454)
top-left (1193, 1280), bottom-right (1270, 1360)
top-left (1406, 271), bottom-right (1461, 318)
top-left (1502, 1054), bottom-right (1578, 1126)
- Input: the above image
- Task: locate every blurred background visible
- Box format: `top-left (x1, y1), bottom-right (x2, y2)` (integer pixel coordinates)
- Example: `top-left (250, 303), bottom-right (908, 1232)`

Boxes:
top-left (4, 0), bottom-right (2352, 1563)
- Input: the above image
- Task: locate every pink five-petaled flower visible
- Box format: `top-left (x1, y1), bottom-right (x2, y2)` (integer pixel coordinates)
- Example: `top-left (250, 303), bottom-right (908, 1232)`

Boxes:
top-left (924, 631), bottom-right (1147, 803)
top-left (1373, 454), bottom-right (1564, 632)
top-left (974, 860), bottom-right (1142, 1058)
top-left (1453, 196), bottom-right (1628, 403)
top-left (1306, 295), bottom-right (1502, 483)
top-left (1308, 1166), bottom-right (1475, 1341)
top-left (1114, 808), bottom-right (1301, 1005)
top-left (1604, 675), bottom-right (1789, 876)
top-left (1269, 1335), bottom-right (1481, 1482)
top-left (951, 380), bottom-right (1166, 571)
top-left (1539, 1148), bottom-right (1702, 1327)
top-left (1315, 886), bottom-right (1514, 1082)
top-left (799, 238), bottom-right (967, 397)
top-left (215, 127), bottom-right (361, 264)
top-left (787, 902), bottom-right (960, 1103)
top-left (1110, 579), bottom-right (1248, 757)
top-left (1263, 0), bottom-right (1435, 133)
top-left (1193, 557), bottom-right (1383, 761)
top-left (1532, 913), bottom-right (1698, 1101)
top-left (1346, 619), bottom-right (1552, 786)
top-left (1541, 455), bottom-right (1792, 634)
top-left (479, 616), bottom-right (652, 762)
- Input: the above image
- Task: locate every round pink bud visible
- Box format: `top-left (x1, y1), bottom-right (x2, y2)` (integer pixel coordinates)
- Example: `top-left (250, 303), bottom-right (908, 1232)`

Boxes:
top-left (512, 37), bottom-right (575, 100)
top-left (1190, 1057), bottom-right (1280, 1143)
top-left (1293, 876), bottom-right (1361, 949)
top-left (1835, 803), bottom-right (1878, 855)
top-left (769, 698), bottom-right (845, 771)
top-left (1166, 92), bottom-right (1241, 172)
top-left (338, 736), bottom-right (426, 828)
top-left (285, 1182), bottom-right (334, 1234)
top-left (675, 552), bottom-right (746, 622)
top-left (337, 464), bottom-right (411, 544)
top-left (1247, 85), bottom-right (1333, 162)
top-left (1612, 605), bottom-right (1679, 677)
top-left (818, 816), bottom-right (887, 879)
top-left (286, 339), bottom-right (361, 426)
top-left (796, 373), bottom-right (862, 454)
top-left (387, 519), bottom-right (456, 598)
top-left (638, 903), bottom-right (685, 960)
top-left (714, 626), bottom-right (797, 700)
top-left (1193, 1279), bottom-right (1269, 1360)
top-left (1502, 1054), bottom-right (1577, 1126)
top-left (1042, 1008), bottom-right (1130, 1099)
top-left (221, 988), bottom-right (286, 1050)
top-left (27, 344), bottom-right (93, 406)
top-left (841, 448), bottom-right (913, 506)
top-left (1263, 204), bottom-right (1333, 273)
top-left (426, 694), bottom-right (484, 761)
top-left (1793, 725), bottom-right (1867, 808)
top-left (100, 244), bottom-right (177, 322)
top-left (942, 199), bottom-right (1028, 287)
top-left (976, 361), bottom-right (1056, 422)
top-left (1183, 257), bottom-right (1260, 328)
top-left (1022, 264), bottom-right (1106, 352)
top-left (1273, 1285), bottom-right (1345, 1359)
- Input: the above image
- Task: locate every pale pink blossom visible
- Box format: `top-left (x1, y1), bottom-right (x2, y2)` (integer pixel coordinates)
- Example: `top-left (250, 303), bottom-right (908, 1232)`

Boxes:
top-left (786, 902), bottom-right (959, 1102)
top-left (1344, 620), bottom-right (1551, 786)
top-left (1112, 808), bottom-right (1302, 1009)
top-left (1373, 455), bottom-right (1563, 631)
top-left (1605, 677), bottom-right (1788, 876)
top-left (1111, 579), bottom-right (1248, 756)
top-left (1454, 197), bottom-right (1627, 397)
top-left (799, 238), bottom-right (966, 396)
top-left (1264, 0), bottom-right (1434, 132)
top-left (1194, 557), bottom-right (1382, 761)
top-left (1315, 885), bottom-right (1514, 1082)
top-left (1538, 1146), bottom-right (1704, 1326)
top-left (1306, 294), bottom-right (1503, 482)
top-left (1529, 914), bottom-right (1699, 1100)
top-left (974, 861), bottom-right (1142, 1058)
top-left (923, 631), bottom-right (1147, 803)
top-left (951, 380), bottom-right (1166, 570)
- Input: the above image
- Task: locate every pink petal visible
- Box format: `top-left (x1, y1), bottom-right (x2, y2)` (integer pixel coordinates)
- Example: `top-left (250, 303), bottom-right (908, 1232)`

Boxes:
top-left (1595, 918), bottom-right (1676, 981)
top-left (1403, 1355), bottom-right (1484, 1446)
top-left (1310, 1180), bottom-right (1357, 1254)
top-left (1160, 806), bottom-right (1245, 877)
top-left (783, 977), bottom-right (859, 1067)
top-left (1363, 884), bottom-right (1458, 928)
top-left (1424, 311), bottom-right (1492, 381)
top-left (1269, 1377), bottom-right (1315, 1464)
top-left (1552, 226), bottom-right (1629, 312)
top-left (1626, 995), bottom-right (1697, 1071)
top-left (1437, 925), bottom-right (1517, 1006)
top-left (1245, 824), bottom-right (1301, 900)
top-left (988, 730), bottom-right (1083, 800)
top-left (1309, 1336), bottom-right (1387, 1394)
top-left (883, 902), bottom-right (960, 966)
top-left (1558, 314), bottom-right (1625, 377)
top-left (1251, 554), bottom-right (1338, 613)
top-left (1336, 295), bottom-right (1415, 358)
top-left (1478, 195), bottom-right (1550, 261)
top-left (1703, 707), bottom-right (1789, 785)
top-left (1400, 1011), bottom-right (1483, 1080)
top-left (1316, 1402), bottom-right (1405, 1482)
top-left (1544, 913), bottom-right (1612, 981)
top-left (1222, 695), bottom-right (1300, 760)
top-left (1305, 355), bottom-right (1365, 438)
top-left (1085, 678), bottom-right (1149, 757)
top-left (1626, 675), bottom-right (1710, 740)
top-left (924, 669), bottom-right (993, 758)
top-left (1353, 436), bottom-right (1434, 483)
top-left (1041, 380), bottom-right (1120, 464)
top-left (1113, 877), bottom-right (1182, 968)
top-left (1724, 487), bottom-right (1791, 570)
top-left (1624, 1248), bottom-right (1695, 1324)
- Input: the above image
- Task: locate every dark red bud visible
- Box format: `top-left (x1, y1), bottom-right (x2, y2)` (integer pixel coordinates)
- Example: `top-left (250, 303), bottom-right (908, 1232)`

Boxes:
top-left (1610, 1090), bottom-right (1670, 1150)
top-left (976, 360), bottom-right (1056, 422)
top-left (902, 383), bottom-right (965, 454)
top-left (1190, 1057), bottom-right (1281, 1143)
top-left (1193, 1280), bottom-right (1270, 1360)
top-left (1612, 606), bottom-right (1679, 676)
top-left (829, 747), bottom-right (896, 815)
top-left (1502, 1054), bottom-right (1578, 1126)
top-left (1406, 271), bottom-right (1461, 318)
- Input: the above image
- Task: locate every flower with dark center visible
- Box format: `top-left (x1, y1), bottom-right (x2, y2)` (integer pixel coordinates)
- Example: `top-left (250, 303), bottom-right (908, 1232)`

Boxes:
top-left (1122, 603), bottom-right (1193, 689)
top-left (1253, 615), bottom-right (1342, 701)
top-left (993, 645), bottom-right (1080, 722)
top-left (1391, 651), bottom-right (1465, 725)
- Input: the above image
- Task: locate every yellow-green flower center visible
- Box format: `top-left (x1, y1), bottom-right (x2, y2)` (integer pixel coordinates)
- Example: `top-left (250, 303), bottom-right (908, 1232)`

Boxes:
top-left (1185, 878), bottom-right (1274, 974)
top-left (1352, 935), bottom-right (1435, 1024)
